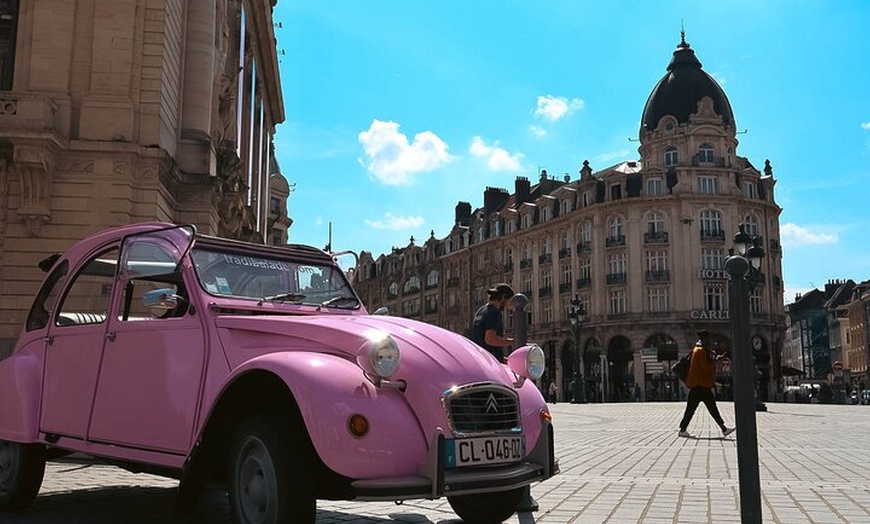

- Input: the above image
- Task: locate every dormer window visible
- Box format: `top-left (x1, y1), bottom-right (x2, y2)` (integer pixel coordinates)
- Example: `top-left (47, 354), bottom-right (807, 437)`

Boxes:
top-left (664, 147), bottom-right (678, 167)
top-left (698, 143), bottom-right (715, 164)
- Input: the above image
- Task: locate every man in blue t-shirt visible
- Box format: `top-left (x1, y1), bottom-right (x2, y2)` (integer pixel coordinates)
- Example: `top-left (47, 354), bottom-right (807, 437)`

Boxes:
top-left (470, 283), bottom-right (515, 363)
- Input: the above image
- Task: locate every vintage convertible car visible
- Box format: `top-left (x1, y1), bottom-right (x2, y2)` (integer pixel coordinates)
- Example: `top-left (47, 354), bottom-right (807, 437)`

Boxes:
top-left (0, 222), bottom-right (556, 523)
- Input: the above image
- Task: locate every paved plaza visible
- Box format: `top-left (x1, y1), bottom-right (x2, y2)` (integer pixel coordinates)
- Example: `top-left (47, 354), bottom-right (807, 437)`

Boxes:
top-left (2, 401), bottom-right (870, 523)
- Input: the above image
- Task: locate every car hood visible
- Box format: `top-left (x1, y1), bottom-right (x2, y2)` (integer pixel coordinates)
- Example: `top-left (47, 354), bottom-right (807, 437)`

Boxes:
top-left (214, 314), bottom-right (526, 437)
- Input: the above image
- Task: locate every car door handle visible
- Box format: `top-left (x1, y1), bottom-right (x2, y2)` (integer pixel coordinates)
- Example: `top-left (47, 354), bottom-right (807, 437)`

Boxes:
top-left (106, 331), bottom-right (116, 342)
top-left (42, 335), bottom-right (54, 345)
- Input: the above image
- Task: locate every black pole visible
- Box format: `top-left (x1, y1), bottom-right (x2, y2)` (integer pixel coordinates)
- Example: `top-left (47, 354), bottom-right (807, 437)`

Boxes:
top-left (725, 254), bottom-right (763, 524)
top-left (510, 293), bottom-right (538, 513)
top-left (570, 295), bottom-right (587, 403)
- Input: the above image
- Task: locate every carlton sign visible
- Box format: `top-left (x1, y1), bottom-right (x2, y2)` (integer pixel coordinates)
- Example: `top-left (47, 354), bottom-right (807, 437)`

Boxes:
top-left (690, 310), bottom-right (730, 320)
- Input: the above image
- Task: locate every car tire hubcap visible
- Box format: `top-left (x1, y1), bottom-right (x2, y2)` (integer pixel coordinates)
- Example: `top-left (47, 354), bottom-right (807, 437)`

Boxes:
top-left (237, 437), bottom-right (277, 524)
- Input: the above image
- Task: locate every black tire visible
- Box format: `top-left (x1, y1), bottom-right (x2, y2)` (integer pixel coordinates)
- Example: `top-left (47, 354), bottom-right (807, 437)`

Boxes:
top-left (447, 487), bottom-right (524, 523)
top-left (227, 414), bottom-right (315, 524)
top-left (0, 439), bottom-right (46, 510)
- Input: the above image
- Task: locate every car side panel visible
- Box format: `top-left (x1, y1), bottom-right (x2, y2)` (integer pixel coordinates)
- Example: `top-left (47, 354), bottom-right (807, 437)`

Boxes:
top-left (0, 341), bottom-right (44, 442)
top-left (211, 353), bottom-right (429, 480)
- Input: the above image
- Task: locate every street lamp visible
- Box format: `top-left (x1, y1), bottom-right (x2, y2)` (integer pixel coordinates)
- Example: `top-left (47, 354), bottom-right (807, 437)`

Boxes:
top-left (569, 294), bottom-right (587, 404)
top-left (724, 223), bottom-right (765, 524)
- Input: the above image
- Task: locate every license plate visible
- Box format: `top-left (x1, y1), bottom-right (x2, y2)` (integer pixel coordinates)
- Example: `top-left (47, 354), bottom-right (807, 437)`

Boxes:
top-left (445, 436), bottom-right (525, 468)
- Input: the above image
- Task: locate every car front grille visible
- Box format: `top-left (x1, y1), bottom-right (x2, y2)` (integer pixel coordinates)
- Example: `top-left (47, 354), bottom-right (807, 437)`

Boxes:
top-left (443, 383), bottom-right (521, 436)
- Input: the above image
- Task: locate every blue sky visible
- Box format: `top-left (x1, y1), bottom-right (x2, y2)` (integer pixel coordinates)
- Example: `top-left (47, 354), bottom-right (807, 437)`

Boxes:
top-left (272, 0), bottom-right (870, 303)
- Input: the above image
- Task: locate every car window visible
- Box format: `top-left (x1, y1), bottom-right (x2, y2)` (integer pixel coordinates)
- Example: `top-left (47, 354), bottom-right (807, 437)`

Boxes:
top-left (190, 248), bottom-right (358, 307)
top-left (55, 248), bottom-right (120, 327)
top-left (118, 239), bottom-right (190, 321)
top-left (25, 260), bottom-right (69, 331)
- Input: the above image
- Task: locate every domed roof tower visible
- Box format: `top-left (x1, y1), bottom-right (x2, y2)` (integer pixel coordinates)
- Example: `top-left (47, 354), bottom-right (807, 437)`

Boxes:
top-left (640, 32), bottom-right (735, 137)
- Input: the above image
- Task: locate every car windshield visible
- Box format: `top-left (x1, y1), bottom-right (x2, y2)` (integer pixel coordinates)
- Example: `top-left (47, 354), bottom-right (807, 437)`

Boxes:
top-left (190, 248), bottom-right (359, 309)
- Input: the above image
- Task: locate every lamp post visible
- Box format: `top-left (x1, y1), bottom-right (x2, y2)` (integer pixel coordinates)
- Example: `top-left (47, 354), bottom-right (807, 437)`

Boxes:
top-left (724, 223), bottom-right (765, 524)
top-left (569, 294), bottom-right (587, 404)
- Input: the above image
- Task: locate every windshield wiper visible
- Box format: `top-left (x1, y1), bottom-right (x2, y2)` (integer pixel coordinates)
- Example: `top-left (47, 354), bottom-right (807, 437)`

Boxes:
top-left (259, 292), bottom-right (307, 305)
top-left (319, 295), bottom-right (360, 309)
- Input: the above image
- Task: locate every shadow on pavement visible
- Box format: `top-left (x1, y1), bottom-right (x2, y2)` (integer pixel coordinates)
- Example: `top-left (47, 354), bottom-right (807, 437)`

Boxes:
top-left (0, 485), bottom-right (534, 524)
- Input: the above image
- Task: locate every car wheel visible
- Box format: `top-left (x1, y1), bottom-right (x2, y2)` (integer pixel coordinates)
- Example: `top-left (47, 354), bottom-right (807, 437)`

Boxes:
top-left (227, 414), bottom-right (315, 524)
top-left (448, 487), bottom-right (524, 523)
top-left (0, 439), bottom-right (46, 510)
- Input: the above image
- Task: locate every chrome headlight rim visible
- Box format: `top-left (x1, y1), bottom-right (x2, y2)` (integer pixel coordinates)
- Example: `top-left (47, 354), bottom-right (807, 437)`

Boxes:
top-left (526, 343), bottom-right (545, 380)
top-left (358, 331), bottom-right (402, 379)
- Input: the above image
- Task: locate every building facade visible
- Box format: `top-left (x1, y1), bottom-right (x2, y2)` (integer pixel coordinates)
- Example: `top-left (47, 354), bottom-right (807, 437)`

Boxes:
top-left (355, 35), bottom-right (787, 402)
top-left (0, 0), bottom-right (289, 355)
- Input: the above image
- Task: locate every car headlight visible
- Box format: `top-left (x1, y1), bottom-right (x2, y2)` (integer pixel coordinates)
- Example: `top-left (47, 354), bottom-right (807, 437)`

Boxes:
top-left (357, 330), bottom-right (402, 379)
top-left (507, 343), bottom-right (546, 381)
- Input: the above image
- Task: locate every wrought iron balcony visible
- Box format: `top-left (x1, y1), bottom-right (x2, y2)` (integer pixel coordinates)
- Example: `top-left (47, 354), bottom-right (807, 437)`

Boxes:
top-left (576, 277), bottom-right (591, 288)
top-left (576, 241), bottom-right (591, 254)
top-left (520, 258), bottom-right (533, 270)
top-left (643, 231), bottom-right (669, 244)
top-left (539, 286), bottom-right (552, 298)
top-left (538, 253), bottom-right (552, 264)
top-left (558, 248), bottom-right (571, 259)
top-left (606, 272), bottom-right (627, 285)
top-left (691, 155), bottom-right (727, 167)
top-left (605, 235), bottom-right (625, 248)
top-left (559, 282), bottom-right (572, 294)
top-left (700, 229), bottom-right (725, 242)
top-left (645, 269), bottom-right (670, 282)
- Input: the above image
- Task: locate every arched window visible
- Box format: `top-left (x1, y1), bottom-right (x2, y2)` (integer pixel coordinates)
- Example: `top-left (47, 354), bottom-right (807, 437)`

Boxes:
top-left (664, 147), bottom-right (678, 167)
top-left (698, 143), bottom-right (715, 164)
top-left (561, 230), bottom-right (572, 251)
top-left (426, 270), bottom-right (439, 288)
top-left (609, 215), bottom-right (624, 238)
top-left (700, 209), bottom-right (722, 235)
top-left (403, 275), bottom-right (420, 294)
top-left (744, 214), bottom-right (760, 236)
top-left (523, 241), bottom-right (532, 260)
top-left (647, 211), bottom-right (666, 233)
top-left (542, 236), bottom-right (552, 255)
top-left (388, 282), bottom-right (398, 298)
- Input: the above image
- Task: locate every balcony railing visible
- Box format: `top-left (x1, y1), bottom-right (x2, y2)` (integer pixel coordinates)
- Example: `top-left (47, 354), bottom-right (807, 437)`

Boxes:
top-left (403, 285), bottom-right (420, 295)
top-left (645, 269), bottom-right (670, 282)
top-left (576, 277), bottom-right (591, 289)
top-left (643, 231), bottom-right (669, 244)
top-left (538, 253), bottom-right (552, 264)
top-left (576, 241), bottom-right (591, 253)
top-left (447, 277), bottom-right (460, 288)
top-left (605, 235), bottom-right (625, 248)
top-left (520, 258), bottom-right (533, 270)
top-left (606, 272), bottom-right (627, 285)
top-left (539, 286), bottom-right (552, 298)
top-left (700, 230), bottom-right (725, 242)
top-left (559, 282), bottom-right (572, 294)
top-left (691, 155), bottom-right (727, 167)
top-left (558, 248), bottom-right (571, 259)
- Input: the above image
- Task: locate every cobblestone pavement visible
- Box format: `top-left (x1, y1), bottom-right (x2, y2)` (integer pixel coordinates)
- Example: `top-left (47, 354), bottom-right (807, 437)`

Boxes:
top-left (3, 402), bottom-right (870, 523)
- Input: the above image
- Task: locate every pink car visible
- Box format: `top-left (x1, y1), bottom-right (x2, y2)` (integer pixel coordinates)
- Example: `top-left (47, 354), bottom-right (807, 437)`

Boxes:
top-left (0, 223), bottom-right (555, 523)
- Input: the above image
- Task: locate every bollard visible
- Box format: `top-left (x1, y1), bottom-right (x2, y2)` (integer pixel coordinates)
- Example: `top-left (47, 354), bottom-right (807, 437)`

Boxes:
top-left (511, 293), bottom-right (539, 513)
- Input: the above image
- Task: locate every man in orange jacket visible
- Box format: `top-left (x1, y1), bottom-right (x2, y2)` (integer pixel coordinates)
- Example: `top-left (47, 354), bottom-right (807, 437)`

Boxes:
top-left (678, 330), bottom-right (736, 438)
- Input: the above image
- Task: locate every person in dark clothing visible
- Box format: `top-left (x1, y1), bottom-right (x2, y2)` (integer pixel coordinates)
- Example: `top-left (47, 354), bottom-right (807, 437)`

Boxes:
top-left (678, 330), bottom-right (736, 438)
top-left (470, 283), bottom-right (515, 363)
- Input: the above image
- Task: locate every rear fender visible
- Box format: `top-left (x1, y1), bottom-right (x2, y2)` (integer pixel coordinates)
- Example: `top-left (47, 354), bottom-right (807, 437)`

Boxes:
top-left (0, 346), bottom-right (43, 443)
top-left (221, 352), bottom-right (427, 480)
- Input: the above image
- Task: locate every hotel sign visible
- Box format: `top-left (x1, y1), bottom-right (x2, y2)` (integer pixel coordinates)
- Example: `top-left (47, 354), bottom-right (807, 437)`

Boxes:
top-left (699, 269), bottom-right (728, 280)
top-left (690, 310), bottom-right (729, 320)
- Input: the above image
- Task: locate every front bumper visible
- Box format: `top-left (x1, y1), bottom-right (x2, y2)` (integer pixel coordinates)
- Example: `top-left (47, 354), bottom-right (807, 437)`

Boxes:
top-left (351, 421), bottom-right (557, 501)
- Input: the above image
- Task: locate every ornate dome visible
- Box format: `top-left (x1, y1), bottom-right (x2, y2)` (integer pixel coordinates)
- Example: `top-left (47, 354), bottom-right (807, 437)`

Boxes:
top-left (640, 34), bottom-right (734, 134)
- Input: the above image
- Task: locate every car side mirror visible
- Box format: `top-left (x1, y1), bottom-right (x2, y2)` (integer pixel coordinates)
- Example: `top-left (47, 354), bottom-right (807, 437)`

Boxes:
top-left (143, 288), bottom-right (184, 311)
top-left (372, 306), bottom-right (389, 316)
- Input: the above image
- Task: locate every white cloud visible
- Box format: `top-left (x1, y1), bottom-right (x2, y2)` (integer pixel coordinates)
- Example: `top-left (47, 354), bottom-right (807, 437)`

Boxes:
top-left (529, 125), bottom-right (547, 138)
top-left (593, 150), bottom-right (630, 164)
top-left (469, 136), bottom-right (523, 171)
top-left (861, 121), bottom-right (870, 130)
top-left (533, 95), bottom-right (585, 122)
top-left (780, 223), bottom-right (838, 248)
top-left (364, 212), bottom-right (425, 230)
top-left (358, 120), bottom-right (453, 185)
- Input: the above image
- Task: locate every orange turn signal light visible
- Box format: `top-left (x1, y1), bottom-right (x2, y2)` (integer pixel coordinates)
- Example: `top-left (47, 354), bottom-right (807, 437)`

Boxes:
top-left (348, 414), bottom-right (369, 437)
top-left (540, 407), bottom-right (552, 423)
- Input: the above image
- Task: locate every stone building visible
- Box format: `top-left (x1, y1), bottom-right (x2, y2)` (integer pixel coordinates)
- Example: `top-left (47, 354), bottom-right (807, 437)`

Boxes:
top-left (0, 0), bottom-right (289, 354)
top-left (355, 35), bottom-right (787, 402)
top-left (845, 281), bottom-right (870, 390)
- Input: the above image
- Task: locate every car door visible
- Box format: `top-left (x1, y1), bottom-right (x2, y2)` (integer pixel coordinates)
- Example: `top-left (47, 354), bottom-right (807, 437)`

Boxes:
top-left (39, 246), bottom-right (120, 441)
top-left (88, 227), bottom-right (205, 454)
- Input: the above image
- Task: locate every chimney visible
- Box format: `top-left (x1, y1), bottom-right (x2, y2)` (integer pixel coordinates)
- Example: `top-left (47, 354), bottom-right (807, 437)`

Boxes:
top-left (515, 176), bottom-right (531, 206)
top-left (483, 186), bottom-right (510, 215)
top-left (824, 280), bottom-right (840, 298)
top-left (455, 201), bottom-right (472, 226)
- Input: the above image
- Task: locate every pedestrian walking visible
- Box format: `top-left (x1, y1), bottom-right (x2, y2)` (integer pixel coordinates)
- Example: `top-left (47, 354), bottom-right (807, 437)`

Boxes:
top-left (678, 330), bottom-right (736, 438)
top-left (548, 381), bottom-right (558, 403)
top-left (469, 283), bottom-right (515, 363)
